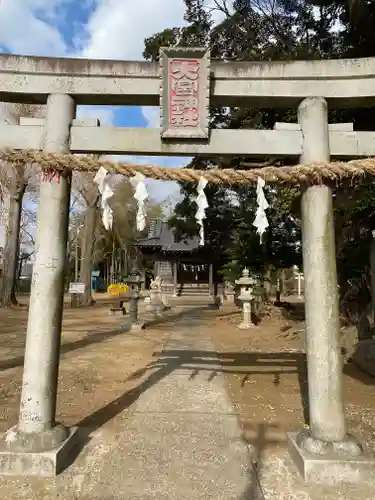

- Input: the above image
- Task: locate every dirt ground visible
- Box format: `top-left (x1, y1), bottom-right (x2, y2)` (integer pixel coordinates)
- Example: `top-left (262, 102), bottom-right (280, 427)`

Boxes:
top-left (0, 295), bottom-right (374, 499)
top-left (208, 299), bottom-right (375, 462)
top-left (0, 296), bottom-right (170, 435)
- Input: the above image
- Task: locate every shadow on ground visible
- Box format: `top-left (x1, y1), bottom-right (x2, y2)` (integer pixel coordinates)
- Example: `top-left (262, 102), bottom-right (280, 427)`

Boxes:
top-left (344, 362), bottom-right (375, 386)
top-left (0, 304), bottom-right (211, 373)
top-left (77, 345), bottom-right (293, 499)
top-left (239, 422), bottom-right (284, 500)
top-left (78, 347), bottom-right (310, 433)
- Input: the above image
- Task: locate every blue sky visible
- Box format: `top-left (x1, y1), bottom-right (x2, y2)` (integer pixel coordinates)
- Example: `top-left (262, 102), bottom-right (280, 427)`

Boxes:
top-left (0, 0), bottom-right (228, 204)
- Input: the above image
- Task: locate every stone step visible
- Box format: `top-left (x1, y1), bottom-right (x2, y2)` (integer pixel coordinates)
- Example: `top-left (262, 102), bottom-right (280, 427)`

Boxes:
top-left (178, 289), bottom-right (210, 296)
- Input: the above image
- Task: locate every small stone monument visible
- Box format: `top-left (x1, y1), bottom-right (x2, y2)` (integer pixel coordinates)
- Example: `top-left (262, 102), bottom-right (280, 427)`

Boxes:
top-left (235, 268), bottom-right (257, 329)
top-left (148, 276), bottom-right (165, 314)
top-left (154, 276), bottom-right (171, 309)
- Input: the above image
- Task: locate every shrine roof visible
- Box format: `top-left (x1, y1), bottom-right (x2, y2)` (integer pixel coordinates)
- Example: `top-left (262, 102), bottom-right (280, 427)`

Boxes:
top-left (136, 219), bottom-right (200, 253)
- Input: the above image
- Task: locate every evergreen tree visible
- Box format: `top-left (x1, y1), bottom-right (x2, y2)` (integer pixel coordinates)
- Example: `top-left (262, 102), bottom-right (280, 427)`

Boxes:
top-left (143, 0), bottom-right (375, 313)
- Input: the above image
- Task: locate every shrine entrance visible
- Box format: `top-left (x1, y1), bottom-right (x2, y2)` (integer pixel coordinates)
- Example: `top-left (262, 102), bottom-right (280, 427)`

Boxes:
top-left (136, 218), bottom-right (215, 296)
top-left (0, 48), bottom-right (375, 482)
top-left (178, 263), bottom-right (209, 285)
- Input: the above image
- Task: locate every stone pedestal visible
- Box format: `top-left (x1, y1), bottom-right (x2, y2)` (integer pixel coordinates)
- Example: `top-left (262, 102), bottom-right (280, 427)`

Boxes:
top-left (128, 295), bottom-right (144, 330)
top-left (0, 426), bottom-right (78, 476)
top-left (125, 268), bottom-right (145, 331)
top-left (238, 300), bottom-right (254, 329)
top-left (130, 322), bottom-right (145, 331)
top-left (287, 431), bottom-right (375, 484)
top-left (0, 93), bottom-right (79, 476)
top-left (149, 286), bottom-right (166, 315)
top-left (144, 296), bottom-right (153, 312)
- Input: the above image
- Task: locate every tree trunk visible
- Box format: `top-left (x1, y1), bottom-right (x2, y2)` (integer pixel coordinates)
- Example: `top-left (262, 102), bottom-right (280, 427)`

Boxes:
top-left (79, 203), bottom-right (97, 306)
top-left (0, 190), bottom-right (24, 307)
top-left (106, 257), bottom-right (110, 288)
top-left (263, 267), bottom-right (272, 299)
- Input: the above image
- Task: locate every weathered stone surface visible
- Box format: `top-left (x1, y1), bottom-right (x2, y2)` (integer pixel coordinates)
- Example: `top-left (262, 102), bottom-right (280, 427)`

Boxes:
top-left (299, 97), bottom-right (347, 444)
top-left (3, 52), bottom-right (375, 107)
top-left (0, 427), bottom-right (79, 476)
top-left (287, 432), bottom-right (375, 485)
top-left (5, 122), bottom-right (375, 157)
top-left (2, 423), bottom-right (69, 453)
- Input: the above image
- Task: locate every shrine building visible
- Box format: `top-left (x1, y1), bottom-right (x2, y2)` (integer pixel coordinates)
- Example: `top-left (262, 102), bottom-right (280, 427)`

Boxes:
top-left (136, 219), bottom-right (214, 297)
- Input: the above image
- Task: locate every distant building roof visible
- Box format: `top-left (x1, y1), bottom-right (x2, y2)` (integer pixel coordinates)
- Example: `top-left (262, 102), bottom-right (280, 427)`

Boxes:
top-left (136, 219), bottom-right (200, 253)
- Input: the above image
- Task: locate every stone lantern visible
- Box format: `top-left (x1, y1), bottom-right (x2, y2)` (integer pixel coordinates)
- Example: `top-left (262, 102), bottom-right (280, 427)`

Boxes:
top-left (124, 266), bottom-right (145, 330)
top-left (235, 268), bottom-right (257, 329)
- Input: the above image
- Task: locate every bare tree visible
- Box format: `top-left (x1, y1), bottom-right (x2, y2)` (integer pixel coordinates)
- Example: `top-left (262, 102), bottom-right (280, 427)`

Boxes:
top-left (19, 204), bottom-right (37, 250)
top-left (73, 170), bottom-right (100, 306)
top-left (0, 103), bottom-right (44, 307)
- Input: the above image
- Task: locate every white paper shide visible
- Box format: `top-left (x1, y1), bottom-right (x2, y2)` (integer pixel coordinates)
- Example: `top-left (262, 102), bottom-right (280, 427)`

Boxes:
top-left (253, 177), bottom-right (269, 243)
top-left (93, 166), bottom-right (114, 231)
top-left (130, 172), bottom-right (148, 232)
top-left (195, 177), bottom-right (208, 246)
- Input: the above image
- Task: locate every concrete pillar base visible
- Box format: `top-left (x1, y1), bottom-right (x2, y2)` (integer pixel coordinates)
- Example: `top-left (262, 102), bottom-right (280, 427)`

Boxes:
top-left (287, 431), bottom-right (375, 484)
top-left (121, 320), bottom-right (146, 331)
top-left (130, 322), bottom-right (145, 331)
top-left (237, 322), bottom-right (255, 330)
top-left (0, 425), bottom-right (79, 476)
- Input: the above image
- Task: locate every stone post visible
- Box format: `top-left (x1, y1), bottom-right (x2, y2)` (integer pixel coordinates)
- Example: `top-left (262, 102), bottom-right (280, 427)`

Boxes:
top-left (296, 273), bottom-right (303, 298)
top-left (287, 97), bottom-right (367, 483)
top-left (0, 94), bottom-right (78, 476)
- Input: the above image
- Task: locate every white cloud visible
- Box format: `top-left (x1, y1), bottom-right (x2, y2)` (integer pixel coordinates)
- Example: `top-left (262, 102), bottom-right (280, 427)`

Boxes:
top-left (0, 0), bottom-right (68, 55)
top-left (134, 1), bottom-right (232, 128)
top-left (0, 0), bottom-right (215, 205)
top-left (76, 0), bottom-right (191, 202)
top-left (79, 0), bottom-right (186, 60)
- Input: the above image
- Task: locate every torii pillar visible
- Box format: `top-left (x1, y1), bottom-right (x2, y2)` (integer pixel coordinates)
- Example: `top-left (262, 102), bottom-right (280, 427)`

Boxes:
top-left (0, 94), bottom-right (79, 476)
top-left (286, 97), bottom-right (374, 484)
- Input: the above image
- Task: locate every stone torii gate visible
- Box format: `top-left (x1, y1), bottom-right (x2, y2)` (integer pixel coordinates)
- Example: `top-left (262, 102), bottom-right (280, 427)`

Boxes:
top-left (0, 49), bottom-right (374, 482)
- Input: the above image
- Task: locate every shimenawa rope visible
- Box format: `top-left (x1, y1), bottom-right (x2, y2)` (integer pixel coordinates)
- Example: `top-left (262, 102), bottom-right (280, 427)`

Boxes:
top-left (0, 148), bottom-right (374, 186)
